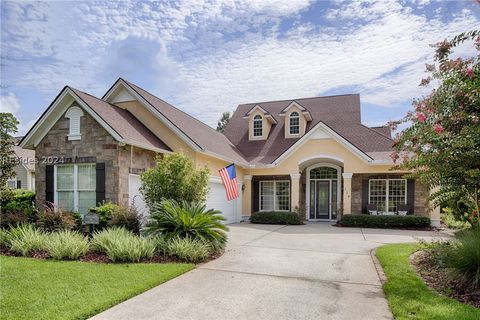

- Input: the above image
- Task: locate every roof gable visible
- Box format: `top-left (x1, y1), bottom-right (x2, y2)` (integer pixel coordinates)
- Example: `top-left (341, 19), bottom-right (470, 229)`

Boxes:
top-left (19, 87), bottom-right (171, 153)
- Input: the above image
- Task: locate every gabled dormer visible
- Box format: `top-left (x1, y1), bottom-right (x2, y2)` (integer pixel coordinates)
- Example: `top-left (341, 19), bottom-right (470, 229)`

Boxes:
top-left (279, 101), bottom-right (312, 138)
top-left (243, 105), bottom-right (277, 141)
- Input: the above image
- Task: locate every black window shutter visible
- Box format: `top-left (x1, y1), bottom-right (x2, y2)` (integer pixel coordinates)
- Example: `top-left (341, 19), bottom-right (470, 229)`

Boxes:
top-left (46, 165), bottom-right (54, 203)
top-left (96, 163), bottom-right (106, 205)
top-left (16, 180), bottom-right (21, 189)
top-left (361, 179), bottom-right (369, 214)
top-left (407, 179), bottom-right (415, 215)
top-left (252, 180), bottom-right (259, 213)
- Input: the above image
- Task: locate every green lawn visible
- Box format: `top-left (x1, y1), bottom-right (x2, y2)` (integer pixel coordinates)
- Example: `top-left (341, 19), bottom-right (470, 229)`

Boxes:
top-left (0, 256), bottom-right (194, 320)
top-left (376, 243), bottom-right (480, 320)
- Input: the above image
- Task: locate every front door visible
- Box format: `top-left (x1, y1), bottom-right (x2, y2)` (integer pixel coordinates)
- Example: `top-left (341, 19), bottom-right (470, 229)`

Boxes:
top-left (316, 181), bottom-right (330, 219)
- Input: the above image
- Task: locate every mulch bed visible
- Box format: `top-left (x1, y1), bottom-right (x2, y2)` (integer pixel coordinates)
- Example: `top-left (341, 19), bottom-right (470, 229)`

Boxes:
top-left (0, 246), bottom-right (223, 264)
top-left (410, 250), bottom-right (480, 308)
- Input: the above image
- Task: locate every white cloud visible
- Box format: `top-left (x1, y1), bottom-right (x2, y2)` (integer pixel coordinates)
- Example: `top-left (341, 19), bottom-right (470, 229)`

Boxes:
top-left (0, 93), bottom-right (21, 114)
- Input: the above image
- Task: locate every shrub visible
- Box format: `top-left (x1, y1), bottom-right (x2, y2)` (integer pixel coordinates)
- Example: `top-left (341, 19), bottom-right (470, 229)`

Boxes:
top-left (340, 214), bottom-right (431, 228)
top-left (12, 189), bottom-right (35, 202)
top-left (153, 235), bottom-right (169, 255)
top-left (45, 230), bottom-right (90, 260)
top-left (0, 228), bottom-right (9, 247)
top-left (92, 227), bottom-right (155, 262)
top-left (0, 212), bottom-right (29, 228)
top-left (0, 189), bottom-right (37, 226)
top-left (108, 204), bottom-right (144, 235)
top-left (145, 200), bottom-right (228, 249)
top-left (140, 153), bottom-right (210, 207)
top-left (441, 208), bottom-right (471, 230)
top-left (443, 228), bottom-right (480, 290)
top-left (166, 237), bottom-right (210, 263)
top-left (92, 201), bottom-right (117, 229)
top-left (7, 224), bottom-right (48, 256)
top-left (250, 211), bottom-right (303, 225)
top-left (35, 205), bottom-right (80, 232)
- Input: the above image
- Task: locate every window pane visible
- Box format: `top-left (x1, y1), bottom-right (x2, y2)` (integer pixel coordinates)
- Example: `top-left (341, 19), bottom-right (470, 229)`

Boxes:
top-left (369, 180), bottom-right (387, 213)
top-left (388, 180), bottom-right (406, 212)
top-left (253, 117), bottom-right (263, 137)
top-left (275, 181), bottom-right (290, 211)
top-left (289, 113), bottom-right (300, 135)
top-left (78, 164), bottom-right (96, 190)
top-left (310, 167), bottom-right (337, 179)
top-left (78, 191), bottom-right (96, 215)
top-left (309, 181), bottom-right (315, 219)
top-left (331, 180), bottom-right (337, 219)
top-left (58, 191), bottom-right (74, 211)
top-left (260, 181), bottom-right (274, 211)
top-left (57, 165), bottom-right (74, 190)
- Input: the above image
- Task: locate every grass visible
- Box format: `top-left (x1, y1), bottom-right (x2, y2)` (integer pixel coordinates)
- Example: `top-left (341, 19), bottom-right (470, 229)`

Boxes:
top-left (0, 256), bottom-right (194, 320)
top-left (376, 243), bottom-right (480, 320)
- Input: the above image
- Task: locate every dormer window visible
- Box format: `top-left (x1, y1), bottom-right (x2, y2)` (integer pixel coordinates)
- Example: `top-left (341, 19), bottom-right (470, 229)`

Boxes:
top-left (65, 106), bottom-right (84, 140)
top-left (253, 115), bottom-right (263, 137)
top-left (289, 112), bottom-right (300, 135)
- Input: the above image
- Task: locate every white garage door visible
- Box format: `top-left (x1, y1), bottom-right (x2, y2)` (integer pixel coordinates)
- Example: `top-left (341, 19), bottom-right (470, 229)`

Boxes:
top-left (206, 178), bottom-right (241, 224)
top-left (128, 174), bottom-right (148, 219)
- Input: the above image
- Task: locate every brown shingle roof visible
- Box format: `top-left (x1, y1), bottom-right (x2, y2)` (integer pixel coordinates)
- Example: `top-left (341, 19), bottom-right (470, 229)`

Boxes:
top-left (71, 88), bottom-right (171, 152)
top-left (224, 94), bottom-right (394, 164)
top-left (13, 145), bottom-right (35, 171)
top-left (122, 80), bottom-right (247, 165)
top-left (370, 126), bottom-right (392, 139)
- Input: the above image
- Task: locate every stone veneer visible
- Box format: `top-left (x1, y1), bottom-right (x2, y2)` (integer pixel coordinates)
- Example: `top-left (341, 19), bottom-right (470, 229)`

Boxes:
top-left (35, 104), bottom-right (159, 207)
top-left (351, 173), bottom-right (429, 215)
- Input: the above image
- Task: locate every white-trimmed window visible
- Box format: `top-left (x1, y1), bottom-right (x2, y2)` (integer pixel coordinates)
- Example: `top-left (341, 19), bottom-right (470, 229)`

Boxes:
top-left (6, 178), bottom-right (17, 189)
top-left (253, 115), bottom-right (263, 137)
top-left (260, 180), bottom-right (290, 211)
top-left (289, 111), bottom-right (300, 135)
top-left (369, 179), bottom-right (406, 213)
top-left (55, 164), bottom-right (96, 215)
top-left (65, 106), bottom-right (84, 140)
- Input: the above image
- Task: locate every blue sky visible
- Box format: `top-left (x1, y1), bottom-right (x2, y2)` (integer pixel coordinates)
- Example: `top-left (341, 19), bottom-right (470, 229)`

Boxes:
top-left (1, 0), bottom-right (479, 135)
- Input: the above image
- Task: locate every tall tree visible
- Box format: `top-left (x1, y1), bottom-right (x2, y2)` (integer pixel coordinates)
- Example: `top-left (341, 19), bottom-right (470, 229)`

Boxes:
top-left (391, 30), bottom-right (480, 227)
top-left (216, 111), bottom-right (231, 133)
top-left (0, 112), bottom-right (19, 190)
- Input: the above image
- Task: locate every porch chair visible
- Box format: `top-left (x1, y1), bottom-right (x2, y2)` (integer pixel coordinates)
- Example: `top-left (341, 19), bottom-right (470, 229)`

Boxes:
top-left (366, 204), bottom-right (378, 216)
top-left (396, 204), bottom-right (409, 216)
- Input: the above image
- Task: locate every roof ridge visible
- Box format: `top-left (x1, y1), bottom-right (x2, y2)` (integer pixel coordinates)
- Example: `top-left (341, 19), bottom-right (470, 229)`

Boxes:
top-left (360, 124), bottom-right (393, 141)
top-left (70, 87), bottom-right (124, 109)
top-left (238, 93), bottom-right (359, 107)
top-left (122, 79), bottom-right (241, 147)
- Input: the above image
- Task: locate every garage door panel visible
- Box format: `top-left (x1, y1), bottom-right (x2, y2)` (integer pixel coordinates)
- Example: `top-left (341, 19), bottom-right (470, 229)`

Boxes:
top-left (206, 181), bottom-right (239, 224)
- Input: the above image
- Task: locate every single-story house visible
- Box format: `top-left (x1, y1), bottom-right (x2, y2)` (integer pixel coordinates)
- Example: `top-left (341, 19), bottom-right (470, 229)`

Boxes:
top-left (6, 142), bottom-right (36, 191)
top-left (19, 78), bottom-right (440, 226)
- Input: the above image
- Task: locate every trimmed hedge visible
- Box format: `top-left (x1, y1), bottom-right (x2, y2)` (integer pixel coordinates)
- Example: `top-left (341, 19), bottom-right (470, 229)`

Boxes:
top-left (250, 211), bottom-right (303, 225)
top-left (340, 214), bottom-right (431, 228)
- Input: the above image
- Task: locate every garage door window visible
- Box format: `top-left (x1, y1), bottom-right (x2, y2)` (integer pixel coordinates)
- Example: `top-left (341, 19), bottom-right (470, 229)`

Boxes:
top-left (260, 180), bottom-right (290, 211)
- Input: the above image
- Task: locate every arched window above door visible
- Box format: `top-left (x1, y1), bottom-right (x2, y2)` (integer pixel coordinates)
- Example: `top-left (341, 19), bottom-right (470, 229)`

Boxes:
top-left (310, 167), bottom-right (337, 179)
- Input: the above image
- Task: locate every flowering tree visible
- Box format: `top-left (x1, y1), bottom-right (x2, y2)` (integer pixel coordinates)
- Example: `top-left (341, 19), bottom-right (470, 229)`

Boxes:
top-left (390, 30), bottom-right (480, 227)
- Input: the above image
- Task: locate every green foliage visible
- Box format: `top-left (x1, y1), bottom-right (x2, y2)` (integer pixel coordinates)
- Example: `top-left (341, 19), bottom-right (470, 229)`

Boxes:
top-left (6, 224), bottom-right (48, 256)
top-left (0, 113), bottom-right (19, 187)
top-left (92, 201), bottom-right (117, 229)
top-left (250, 211), bottom-right (303, 225)
top-left (0, 189), bottom-right (37, 227)
top-left (0, 228), bottom-right (9, 247)
top-left (35, 205), bottom-right (80, 232)
top-left (441, 228), bottom-right (480, 291)
top-left (152, 235), bottom-right (169, 255)
top-left (140, 153), bottom-right (210, 206)
top-left (376, 244), bottom-right (480, 319)
top-left (165, 236), bottom-right (210, 263)
top-left (340, 214), bottom-right (431, 228)
top-left (0, 255), bottom-right (193, 320)
top-left (45, 230), bottom-right (90, 260)
top-left (216, 111), bottom-right (231, 132)
top-left (107, 204), bottom-right (144, 235)
top-left (441, 207), bottom-right (472, 229)
top-left (92, 227), bottom-right (155, 262)
top-left (145, 199), bottom-right (228, 249)
top-left (391, 30), bottom-right (480, 227)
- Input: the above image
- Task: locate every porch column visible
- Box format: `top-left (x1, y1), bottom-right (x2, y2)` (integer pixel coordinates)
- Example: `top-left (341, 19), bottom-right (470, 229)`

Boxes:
top-left (342, 172), bottom-right (353, 215)
top-left (243, 175), bottom-right (252, 216)
top-left (290, 173), bottom-right (301, 212)
top-left (428, 187), bottom-right (441, 227)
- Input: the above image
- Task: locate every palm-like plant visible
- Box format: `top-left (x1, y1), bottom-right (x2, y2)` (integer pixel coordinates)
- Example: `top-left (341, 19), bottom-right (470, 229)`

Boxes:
top-left (145, 200), bottom-right (228, 247)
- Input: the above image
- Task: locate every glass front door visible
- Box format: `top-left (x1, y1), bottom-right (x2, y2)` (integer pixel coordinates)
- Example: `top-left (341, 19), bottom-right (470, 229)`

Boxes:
top-left (309, 179), bottom-right (338, 220)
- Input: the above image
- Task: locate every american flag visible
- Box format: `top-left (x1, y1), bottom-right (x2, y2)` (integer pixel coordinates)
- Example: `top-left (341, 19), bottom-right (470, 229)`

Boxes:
top-left (219, 164), bottom-right (239, 201)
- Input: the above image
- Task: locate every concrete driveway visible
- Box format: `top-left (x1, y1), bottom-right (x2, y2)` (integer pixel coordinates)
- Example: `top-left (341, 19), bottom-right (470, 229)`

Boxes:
top-left (91, 223), bottom-right (447, 320)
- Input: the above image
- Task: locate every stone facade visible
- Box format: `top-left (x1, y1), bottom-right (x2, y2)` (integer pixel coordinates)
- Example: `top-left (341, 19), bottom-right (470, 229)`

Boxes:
top-left (35, 104), bottom-right (159, 208)
top-left (350, 173), bottom-right (429, 215)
